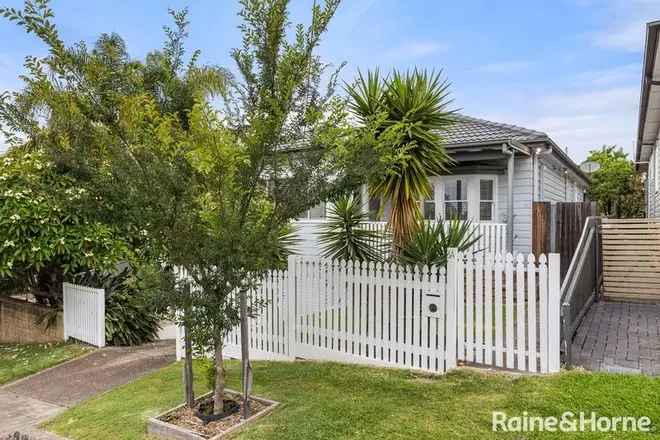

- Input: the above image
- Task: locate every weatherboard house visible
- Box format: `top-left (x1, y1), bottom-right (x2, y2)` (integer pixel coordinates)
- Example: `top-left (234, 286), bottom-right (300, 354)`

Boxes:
top-left (296, 115), bottom-right (590, 255)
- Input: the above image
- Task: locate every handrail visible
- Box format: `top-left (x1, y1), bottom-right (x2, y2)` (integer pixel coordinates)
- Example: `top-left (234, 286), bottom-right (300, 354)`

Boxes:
top-left (560, 216), bottom-right (602, 365)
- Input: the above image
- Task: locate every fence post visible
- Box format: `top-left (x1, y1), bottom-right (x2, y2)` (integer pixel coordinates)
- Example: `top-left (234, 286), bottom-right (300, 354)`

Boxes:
top-left (97, 288), bottom-right (106, 347)
top-left (548, 253), bottom-right (561, 373)
top-left (287, 255), bottom-right (297, 359)
top-left (62, 283), bottom-right (69, 342)
top-left (445, 248), bottom-right (458, 370)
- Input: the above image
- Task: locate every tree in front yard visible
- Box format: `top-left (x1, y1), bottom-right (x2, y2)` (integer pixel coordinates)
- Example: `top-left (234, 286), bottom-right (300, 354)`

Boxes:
top-left (586, 145), bottom-right (645, 217)
top-left (0, 149), bottom-right (127, 303)
top-left (346, 69), bottom-right (456, 253)
top-left (0, 0), bottom-right (368, 418)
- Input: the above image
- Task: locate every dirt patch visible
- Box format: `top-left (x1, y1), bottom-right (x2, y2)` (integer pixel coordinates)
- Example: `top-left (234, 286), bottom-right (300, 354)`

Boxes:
top-left (163, 396), bottom-right (269, 439)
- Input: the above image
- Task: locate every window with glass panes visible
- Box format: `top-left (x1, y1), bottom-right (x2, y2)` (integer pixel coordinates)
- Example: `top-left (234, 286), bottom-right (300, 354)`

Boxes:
top-left (421, 187), bottom-right (436, 220)
top-left (479, 179), bottom-right (494, 221)
top-left (444, 179), bottom-right (468, 220)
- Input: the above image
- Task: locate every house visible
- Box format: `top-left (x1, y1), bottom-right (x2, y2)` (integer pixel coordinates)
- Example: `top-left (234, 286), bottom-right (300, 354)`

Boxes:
top-left (297, 114), bottom-right (590, 255)
top-left (636, 20), bottom-right (660, 217)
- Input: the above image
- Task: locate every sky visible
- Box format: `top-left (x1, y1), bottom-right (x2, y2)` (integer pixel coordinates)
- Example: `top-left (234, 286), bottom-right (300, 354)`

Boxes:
top-left (0, 0), bottom-right (658, 163)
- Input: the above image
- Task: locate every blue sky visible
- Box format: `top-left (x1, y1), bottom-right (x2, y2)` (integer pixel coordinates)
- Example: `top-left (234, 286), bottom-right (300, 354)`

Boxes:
top-left (0, 0), bottom-right (657, 162)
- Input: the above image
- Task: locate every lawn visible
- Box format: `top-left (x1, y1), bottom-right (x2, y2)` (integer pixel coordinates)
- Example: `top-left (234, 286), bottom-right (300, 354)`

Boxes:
top-left (0, 342), bottom-right (90, 385)
top-left (44, 360), bottom-right (660, 440)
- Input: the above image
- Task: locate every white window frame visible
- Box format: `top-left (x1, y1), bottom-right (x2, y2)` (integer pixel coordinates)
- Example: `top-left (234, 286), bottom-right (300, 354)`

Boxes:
top-left (476, 177), bottom-right (497, 222)
top-left (433, 174), bottom-right (499, 223)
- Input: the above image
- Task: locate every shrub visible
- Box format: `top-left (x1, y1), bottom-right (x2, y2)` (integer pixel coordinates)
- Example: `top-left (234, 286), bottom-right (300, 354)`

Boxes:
top-left (0, 150), bottom-right (127, 304)
top-left (319, 195), bottom-right (384, 261)
top-left (399, 219), bottom-right (481, 267)
top-left (72, 267), bottom-right (162, 346)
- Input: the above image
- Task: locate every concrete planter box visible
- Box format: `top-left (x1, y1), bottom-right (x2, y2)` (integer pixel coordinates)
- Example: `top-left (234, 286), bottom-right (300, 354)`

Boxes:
top-left (147, 389), bottom-right (279, 440)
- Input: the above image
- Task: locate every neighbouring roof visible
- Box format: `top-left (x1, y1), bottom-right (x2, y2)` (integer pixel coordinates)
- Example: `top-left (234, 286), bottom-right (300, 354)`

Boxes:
top-left (441, 114), bottom-right (589, 184)
top-left (636, 20), bottom-right (660, 170)
top-left (442, 114), bottom-right (547, 146)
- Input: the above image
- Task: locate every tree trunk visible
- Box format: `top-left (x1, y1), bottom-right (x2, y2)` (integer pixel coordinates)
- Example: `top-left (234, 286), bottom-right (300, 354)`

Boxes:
top-left (240, 287), bottom-right (251, 419)
top-left (183, 286), bottom-right (195, 408)
top-left (183, 321), bottom-right (195, 407)
top-left (213, 338), bottom-right (225, 415)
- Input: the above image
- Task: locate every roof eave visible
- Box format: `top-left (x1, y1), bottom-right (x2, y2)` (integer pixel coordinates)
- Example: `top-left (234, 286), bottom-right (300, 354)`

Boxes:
top-left (635, 20), bottom-right (660, 169)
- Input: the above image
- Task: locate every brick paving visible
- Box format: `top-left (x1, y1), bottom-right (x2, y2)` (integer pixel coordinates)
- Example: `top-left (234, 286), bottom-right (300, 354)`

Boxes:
top-left (0, 340), bottom-right (175, 438)
top-left (571, 301), bottom-right (660, 375)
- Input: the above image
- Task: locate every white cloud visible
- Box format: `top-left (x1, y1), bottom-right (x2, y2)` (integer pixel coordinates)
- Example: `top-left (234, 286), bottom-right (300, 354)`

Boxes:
top-left (588, 0), bottom-right (660, 52)
top-left (574, 63), bottom-right (640, 86)
top-left (527, 86), bottom-right (639, 161)
top-left (592, 18), bottom-right (647, 52)
top-left (387, 41), bottom-right (449, 59)
top-left (471, 85), bottom-right (639, 163)
top-left (477, 60), bottom-right (531, 74)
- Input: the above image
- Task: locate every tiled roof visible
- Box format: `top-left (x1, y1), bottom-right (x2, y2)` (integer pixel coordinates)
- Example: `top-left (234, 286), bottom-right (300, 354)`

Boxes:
top-left (441, 114), bottom-right (548, 146)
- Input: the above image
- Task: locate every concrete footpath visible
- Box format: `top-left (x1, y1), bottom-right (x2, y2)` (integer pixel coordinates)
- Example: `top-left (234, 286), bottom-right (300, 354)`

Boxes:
top-left (0, 340), bottom-right (175, 439)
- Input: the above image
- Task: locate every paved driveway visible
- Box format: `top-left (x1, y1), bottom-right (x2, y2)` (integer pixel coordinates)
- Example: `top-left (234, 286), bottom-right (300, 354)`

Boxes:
top-left (0, 340), bottom-right (175, 438)
top-left (571, 301), bottom-right (660, 375)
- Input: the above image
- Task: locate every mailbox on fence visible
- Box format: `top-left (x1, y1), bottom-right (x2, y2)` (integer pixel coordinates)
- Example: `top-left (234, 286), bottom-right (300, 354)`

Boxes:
top-left (422, 291), bottom-right (443, 319)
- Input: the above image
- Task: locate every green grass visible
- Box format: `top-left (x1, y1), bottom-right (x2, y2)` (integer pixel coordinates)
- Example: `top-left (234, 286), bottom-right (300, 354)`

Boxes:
top-left (44, 361), bottom-right (660, 440)
top-left (0, 342), bottom-right (90, 385)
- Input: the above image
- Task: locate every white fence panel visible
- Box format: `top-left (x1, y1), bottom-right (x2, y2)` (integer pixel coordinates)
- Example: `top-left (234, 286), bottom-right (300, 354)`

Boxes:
top-left (290, 257), bottom-right (457, 374)
top-left (63, 282), bottom-right (105, 347)
top-left (223, 270), bottom-right (292, 361)
top-left (175, 250), bottom-right (560, 375)
top-left (455, 252), bottom-right (560, 373)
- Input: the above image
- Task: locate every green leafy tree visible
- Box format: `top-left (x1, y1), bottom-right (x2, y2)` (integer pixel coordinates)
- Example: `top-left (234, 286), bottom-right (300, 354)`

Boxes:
top-left (346, 69), bottom-right (455, 252)
top-left (0, 0), bottom-right (368, 417)
top-left (319, 195), bottom-right (383, 261)
top-left (0, 149), bottom-right (126, 302)
top-left (586, 146), bottom-right (645, 218)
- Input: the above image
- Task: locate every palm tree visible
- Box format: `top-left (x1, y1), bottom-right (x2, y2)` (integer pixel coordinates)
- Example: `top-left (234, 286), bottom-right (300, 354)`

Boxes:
top-left (346, 69), bottom-right (455, 253)
top-left (319, 195), bottom-right (384, 261)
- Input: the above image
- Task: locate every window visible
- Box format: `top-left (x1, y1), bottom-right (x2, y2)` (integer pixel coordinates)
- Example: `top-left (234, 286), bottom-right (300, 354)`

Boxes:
top-left (479, 179), bottom-right (494, 221)
top-left (298, 202), bottom-right (326, 220)
top-left (444, 179), bottom-right (468, 220)
top-left (421, 187), bottom-right (436, 220)
top-left (368, 197), bottom-right (381, 221)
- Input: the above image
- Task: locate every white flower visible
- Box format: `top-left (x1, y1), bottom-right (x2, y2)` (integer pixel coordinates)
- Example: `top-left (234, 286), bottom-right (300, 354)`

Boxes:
top-left (0, 175), bottom-right (7, 181)
top-left (3, 158), bottom-right (12, 166)
top-left (9, 214), bottom-right (20, 222)
top-left (84, 251), bottom-right (94, 258)
top-left (31, 246), bottom-right (40, 252)
top-left (3, 240), bottom-right (15, 248)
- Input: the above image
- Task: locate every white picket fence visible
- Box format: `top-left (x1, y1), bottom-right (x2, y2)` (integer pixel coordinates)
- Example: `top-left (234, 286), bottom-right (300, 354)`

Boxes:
top-left (456, 253), bottom-right (561, 373)
top-left (63, 282), bottom-right (106, 347)
top-left (177, 251), bottom-right (561, 374)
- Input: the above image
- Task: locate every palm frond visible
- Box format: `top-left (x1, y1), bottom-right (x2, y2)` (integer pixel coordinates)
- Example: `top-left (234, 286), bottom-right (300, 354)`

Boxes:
top-left (318, 195), bottom-right (383, 262)
top-left (346, 68), bottom-right (456, 251)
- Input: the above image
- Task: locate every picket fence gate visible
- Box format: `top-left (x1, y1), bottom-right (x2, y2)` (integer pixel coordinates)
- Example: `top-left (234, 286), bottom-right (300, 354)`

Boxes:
top-left (63, 282), bottom-right (106, 347)
top-left (177, 252), bottom-right (561, 374)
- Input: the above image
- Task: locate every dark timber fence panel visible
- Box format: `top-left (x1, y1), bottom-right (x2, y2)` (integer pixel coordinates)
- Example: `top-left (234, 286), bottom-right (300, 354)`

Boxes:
top-left (533, 201), bottom-right (598, 281)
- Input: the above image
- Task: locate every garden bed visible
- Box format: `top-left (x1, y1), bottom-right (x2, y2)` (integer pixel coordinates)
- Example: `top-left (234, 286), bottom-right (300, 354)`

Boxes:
top-left (148, 389), bottom-right (279, 440)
